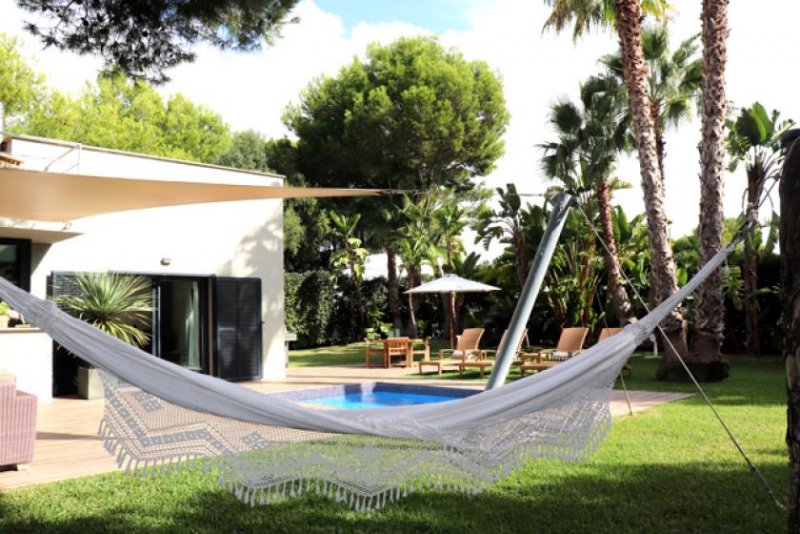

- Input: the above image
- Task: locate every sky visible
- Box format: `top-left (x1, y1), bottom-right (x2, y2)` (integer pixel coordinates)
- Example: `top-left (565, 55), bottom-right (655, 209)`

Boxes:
top-left (2, 0), bottom-right (799, 264)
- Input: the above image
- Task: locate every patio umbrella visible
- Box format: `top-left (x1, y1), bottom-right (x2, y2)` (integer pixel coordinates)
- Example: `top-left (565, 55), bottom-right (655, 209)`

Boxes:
top-left (405, 274), bottom-right (500, 348)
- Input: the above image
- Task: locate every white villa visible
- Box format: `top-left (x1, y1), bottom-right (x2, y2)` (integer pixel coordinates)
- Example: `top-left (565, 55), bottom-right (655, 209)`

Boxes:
top-left (0, 134), bottom-right (288, 401)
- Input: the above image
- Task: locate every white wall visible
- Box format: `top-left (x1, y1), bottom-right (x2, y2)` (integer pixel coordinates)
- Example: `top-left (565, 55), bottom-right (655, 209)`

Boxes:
top-left (8, 137), bottom-right (286, 381)
top-left (0, 329), bottom-right (53, 401)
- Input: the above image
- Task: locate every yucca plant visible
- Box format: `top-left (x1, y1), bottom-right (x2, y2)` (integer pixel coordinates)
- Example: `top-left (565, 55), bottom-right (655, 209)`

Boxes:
top-left (55, 272), bottom-right (153, 348)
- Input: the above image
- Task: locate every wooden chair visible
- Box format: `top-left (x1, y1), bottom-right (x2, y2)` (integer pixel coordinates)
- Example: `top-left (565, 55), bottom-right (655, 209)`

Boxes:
top-left (410, 337), bottom-right (431, 363)
top-left (598, 327), bottom-right (631, 376)
top-left (519, 327), bottom-right (589, 376)
top-left (384, 337), bottom-right (412, 367)
top-left (459, 329), bottom-right (528, 378)
top-left (364, 338), bottom-right (385, 368)
top-left (419, 327), bottom-right (484, 375)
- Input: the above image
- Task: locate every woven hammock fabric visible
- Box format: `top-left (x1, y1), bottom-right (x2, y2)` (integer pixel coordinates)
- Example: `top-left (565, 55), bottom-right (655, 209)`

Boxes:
top-left (0, 245), bottom-right (732, 509)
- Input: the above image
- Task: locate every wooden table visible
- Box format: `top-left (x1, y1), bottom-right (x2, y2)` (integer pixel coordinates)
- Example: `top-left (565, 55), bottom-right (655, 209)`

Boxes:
top-left (365, 337), bottom-right (429, 368)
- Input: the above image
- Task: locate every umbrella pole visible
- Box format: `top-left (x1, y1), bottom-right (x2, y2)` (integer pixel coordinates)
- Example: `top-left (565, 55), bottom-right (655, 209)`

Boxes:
top-left (449, 291), bottom-right (456, 349)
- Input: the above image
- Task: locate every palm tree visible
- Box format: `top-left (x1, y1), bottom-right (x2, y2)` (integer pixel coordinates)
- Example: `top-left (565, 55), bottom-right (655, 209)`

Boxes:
top-left (727, 103), bottom-right (794, 354)
top-left (395, 195), bottom-right (442, 337)
top-left (683, 0), bottom-right (730, 381)
top-left (543, 0), bottom-right (689, 365)
top-left (540, 74), bottom-right (635, 324)
top-left (433, 195), bottom-right (468, 270)
top-left (54, 272), bottom-right (152, 347)
top-left (601, 26), bottom-right (703, 182)
top-left (328, 211), bottom-right (368, 326)
top-left (474, 184), bottom-right (531, 289)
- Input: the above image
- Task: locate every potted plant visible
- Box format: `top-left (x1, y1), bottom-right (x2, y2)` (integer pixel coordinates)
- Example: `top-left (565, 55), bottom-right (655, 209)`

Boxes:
top-left (54, 272), bottom-right (152, 399)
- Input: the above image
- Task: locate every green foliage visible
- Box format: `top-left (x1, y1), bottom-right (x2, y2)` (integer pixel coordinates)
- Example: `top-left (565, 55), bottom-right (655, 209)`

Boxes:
top-left (0, 302), bottom-right (10, 316)
top-left (284, 270), bottom-right (336, 348)
top-left (285, 36), bottom-right (509, 193)
top-left (543, 0), bottom-right (672, 40)
top-left (53, 272), bottom-right (152, 347)
top-left (216, 130), bottom-right (270, 171)
top-left (19, 73), bottom-right (232, 162)
top-left (0, 33), bottom-right (45, 123)
top-left (285, 271), bottom-right (389, 348)
top-left (602, 26), bottom-right (703, 141)
top-left (17, 0), bottom-right (300, 83)
top-left (727, 102), bottom-right (794, 178)
top-left (328, 211), bottom-right (367, 284)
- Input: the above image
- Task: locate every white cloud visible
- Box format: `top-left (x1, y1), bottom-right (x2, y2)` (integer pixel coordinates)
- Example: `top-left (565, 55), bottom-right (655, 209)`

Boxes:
top-left (2, 0), bottom-right (800, 250)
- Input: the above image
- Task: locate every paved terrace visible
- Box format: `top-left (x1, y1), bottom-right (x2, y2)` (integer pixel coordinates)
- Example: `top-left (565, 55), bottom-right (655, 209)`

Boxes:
top-left (0, 365), bottom-right (691, 490)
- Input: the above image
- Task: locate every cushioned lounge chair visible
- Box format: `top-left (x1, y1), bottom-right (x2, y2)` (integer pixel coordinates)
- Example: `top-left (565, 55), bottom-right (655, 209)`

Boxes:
top-left (459, 328), bottom-right (528, 378)
top-left (598, 327), bottom-right (631, 376)
top-left (519, 327), bottom-right (589, 376)
top-left (419, 327), bottom-right (484, 375)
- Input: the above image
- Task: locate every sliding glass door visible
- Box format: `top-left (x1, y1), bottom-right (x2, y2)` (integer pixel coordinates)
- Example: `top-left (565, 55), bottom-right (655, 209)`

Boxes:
top-left (153, 277), bottom-right (209, 373)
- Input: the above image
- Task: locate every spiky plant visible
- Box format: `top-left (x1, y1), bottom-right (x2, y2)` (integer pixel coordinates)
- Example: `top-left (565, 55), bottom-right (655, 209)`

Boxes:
top-left (55, 272), bottom-right (152, 347)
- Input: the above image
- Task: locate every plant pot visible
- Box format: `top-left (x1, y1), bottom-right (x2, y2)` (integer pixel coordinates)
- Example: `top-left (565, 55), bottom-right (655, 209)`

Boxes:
top-left (77, 367), bottom-right (104, 400)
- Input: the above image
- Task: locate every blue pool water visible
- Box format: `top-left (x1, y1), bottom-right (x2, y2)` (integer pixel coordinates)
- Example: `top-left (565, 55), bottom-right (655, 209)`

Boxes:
top-left (304, 390), bottom-right (461, 409)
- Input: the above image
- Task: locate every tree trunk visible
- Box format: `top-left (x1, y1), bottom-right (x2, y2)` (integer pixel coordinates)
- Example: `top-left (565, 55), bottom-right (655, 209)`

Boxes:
top-left (514, 231), bottom-right (527, 289)
top-left (781, 129), bottom-right (800, 532)
top-left (743, 167), bottom-right (764, 354)
top-left (435, 262), bottom-right (452, 341)
top-left (386, 245), bottom-right (403, 331)
top-left (405, 270), bottom-right (419, 338)
top-left (652, 101), bottom-right (668, 186)
top-left (612, 0), bottom-right (688, 375)
top-left (689, 0), bottom-right (731, 382)
top-left (347, 250), bottom-right (367, 329)
top-left (596, 179), bottom-right (633, 324)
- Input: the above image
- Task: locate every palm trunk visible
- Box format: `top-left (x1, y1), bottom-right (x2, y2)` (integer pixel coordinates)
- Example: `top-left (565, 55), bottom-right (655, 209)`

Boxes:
top-left (613, 0), bottom-right (688, 374)
top-left (690, 0), bottom-right (731, 382)
top-left (652, 102), bottom-right (667, 185)
top-left (743, 168), bottom-right (764, 354)
top-left (514, 231), bottom-right (527, 288)
top-left (386, 245), bottom-right (403, 331)
top-left (435, 262), bottom-right (452, 341)
top-left (596, 179), bottom-right (633, 324)
top-left (405, 270), bottom-right (419, 338)
top-left (347, 250), bottom-right (366, 328)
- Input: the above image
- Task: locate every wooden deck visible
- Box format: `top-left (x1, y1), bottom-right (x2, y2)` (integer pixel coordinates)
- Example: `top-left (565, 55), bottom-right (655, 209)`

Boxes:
top-left (0, 367), bottom-right (691, 491)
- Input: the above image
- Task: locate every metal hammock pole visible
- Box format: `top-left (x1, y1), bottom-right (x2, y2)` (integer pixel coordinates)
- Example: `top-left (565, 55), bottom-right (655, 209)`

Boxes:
top-left (486, 192), bottom-right (574, 390)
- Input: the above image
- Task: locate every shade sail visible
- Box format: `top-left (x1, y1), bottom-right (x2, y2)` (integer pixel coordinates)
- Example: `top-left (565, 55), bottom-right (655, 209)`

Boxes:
top-left (0, 168), bottom-right (384, 222)
top-left (404, 274), bottom-right (500, 294)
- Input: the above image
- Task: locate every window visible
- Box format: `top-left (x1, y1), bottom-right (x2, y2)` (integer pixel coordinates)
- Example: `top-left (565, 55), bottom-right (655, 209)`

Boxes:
top-left (0, 238), bottom-right (31, 291)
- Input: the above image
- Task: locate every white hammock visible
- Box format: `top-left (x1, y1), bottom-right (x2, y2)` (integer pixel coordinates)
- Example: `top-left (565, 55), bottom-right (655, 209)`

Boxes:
top-left (0, 245), bottom-right (732, 510)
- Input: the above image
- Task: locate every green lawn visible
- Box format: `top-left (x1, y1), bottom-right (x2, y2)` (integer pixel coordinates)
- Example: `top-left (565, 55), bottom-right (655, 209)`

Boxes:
top-left (0, 353), bottom-right (787, 533)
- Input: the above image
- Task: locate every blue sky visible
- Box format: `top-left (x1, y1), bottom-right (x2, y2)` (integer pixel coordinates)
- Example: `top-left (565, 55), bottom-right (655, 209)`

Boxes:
top-left (315, 0), bottom-right (472, 33)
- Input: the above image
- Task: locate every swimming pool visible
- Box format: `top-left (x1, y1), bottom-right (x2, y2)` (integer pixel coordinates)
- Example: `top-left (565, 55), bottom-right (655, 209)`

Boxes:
top-left (272, 382), bottom-right (477, 410)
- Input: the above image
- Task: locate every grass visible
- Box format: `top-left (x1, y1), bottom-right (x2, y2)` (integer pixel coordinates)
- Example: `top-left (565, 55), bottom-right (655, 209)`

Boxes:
top-left (0, 352), bottom-right (788, 533)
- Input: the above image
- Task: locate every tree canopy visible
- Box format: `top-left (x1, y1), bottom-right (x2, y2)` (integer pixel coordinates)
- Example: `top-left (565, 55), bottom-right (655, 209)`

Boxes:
top-left (285, 36), bottom-right (509, 194)
top-left (16, 0), bottom-right (300, 83)
top-left (0, 33), bottom-right (45, 123)
top-left (19, 73), bottom-right (231, 162)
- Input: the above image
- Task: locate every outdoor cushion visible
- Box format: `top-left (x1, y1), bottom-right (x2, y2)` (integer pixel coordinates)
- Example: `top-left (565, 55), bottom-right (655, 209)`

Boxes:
top-left (550, 351), bottom-right (571, 362)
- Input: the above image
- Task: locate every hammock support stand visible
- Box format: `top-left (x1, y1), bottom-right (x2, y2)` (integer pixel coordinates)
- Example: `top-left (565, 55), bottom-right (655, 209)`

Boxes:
top-left (486, 192), bottom-right (574, 390)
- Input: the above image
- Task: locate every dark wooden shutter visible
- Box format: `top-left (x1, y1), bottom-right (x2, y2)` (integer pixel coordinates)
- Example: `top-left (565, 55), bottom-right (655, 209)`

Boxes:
top-left (213, 277), bottom-right (263, 381)
top-left (49, 271), bottom-right (82, 396)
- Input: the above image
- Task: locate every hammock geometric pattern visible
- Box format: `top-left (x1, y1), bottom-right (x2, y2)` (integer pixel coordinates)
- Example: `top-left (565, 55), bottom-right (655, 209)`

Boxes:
top-left (0, 245), bottom-right (732, 510)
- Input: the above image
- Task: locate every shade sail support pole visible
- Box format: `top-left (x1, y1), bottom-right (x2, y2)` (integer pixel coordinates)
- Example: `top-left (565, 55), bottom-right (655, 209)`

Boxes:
top-left (486, 192), bottom-right (574, 390)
